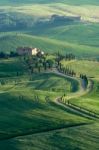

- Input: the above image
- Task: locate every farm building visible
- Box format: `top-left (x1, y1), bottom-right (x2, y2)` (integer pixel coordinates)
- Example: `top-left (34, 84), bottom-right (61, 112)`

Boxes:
top-left (17, 47), bottom-right (44, 56)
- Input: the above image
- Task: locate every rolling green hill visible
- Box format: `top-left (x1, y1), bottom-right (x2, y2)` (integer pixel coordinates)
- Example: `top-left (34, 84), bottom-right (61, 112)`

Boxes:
top-left (0, 0), bottom-right (99, 60)
top-left (0, 58), bottom-right (99, 150)
top-left (0, 1), bottom-right (99, 150)
top-left (0, 3), bottom-right (99, 22)
top-left (0, 58), bottom-right (85, 142)
top-left (70, 80), bottom-right (99, 114)
top-left (61, 60), bottom-right (99, 115)
top-left (0, 33), bottom-right (99, 59)
top-left (36, 23), bottom-right (99, 47)
top-left (0, 123), bottom-right (99, 150)
top-left (61, 60), bottom-right (99, 77)
top-left (0, 58), bottom-right (27, 77)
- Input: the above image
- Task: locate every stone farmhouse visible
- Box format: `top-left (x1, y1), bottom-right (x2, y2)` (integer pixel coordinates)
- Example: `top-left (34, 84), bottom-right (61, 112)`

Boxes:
top-left (17, 47), bottom-right (44, 56)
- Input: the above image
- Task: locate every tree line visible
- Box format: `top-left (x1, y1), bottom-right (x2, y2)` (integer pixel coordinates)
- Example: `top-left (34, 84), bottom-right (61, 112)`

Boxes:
top-left (55, 52), bottom-right (75, 66)
top-left (58, 65), bottom-right (76, 77)
top-left (0, 51), bottom-right (18, 58)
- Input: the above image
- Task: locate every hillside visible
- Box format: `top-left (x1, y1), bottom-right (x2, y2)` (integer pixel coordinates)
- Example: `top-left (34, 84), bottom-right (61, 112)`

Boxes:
top-left (0, 0), bottom-right (99, 59)
top-left (0, 1), bottom-right (99, 150)
top-left (0, 33), bottom-right (99, 59)
top-left (61, 60), bottom-right (99, 77)
top-left (0, 57), bottom-right (99, 150)
top-left (36, 23), bottom-right (99, 47)
top-left (0, 3), bottom-right (99, 24)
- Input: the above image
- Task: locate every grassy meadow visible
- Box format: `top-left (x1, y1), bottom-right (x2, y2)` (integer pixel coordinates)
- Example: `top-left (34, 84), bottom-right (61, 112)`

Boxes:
top-left (0, 0), bottom-right (99, 150)
top-left (0, 123), bottom-right (99, 150)
top-left (0, 58), bottom-right (87, 142)
top-left (0, 0), bottom-right (99, 59)
top-left (0, 32), bottom-right (99, 59)
top-left (0, 56), bottom-right (99, 150)
top-left (61, 60), bottom-right (99, 77)
top-left (70, 79), bottom-right (99, 114)
top-left (0, 58), bottom-right (27, 77)
top-left (61, 59), bottom-right (99, 115)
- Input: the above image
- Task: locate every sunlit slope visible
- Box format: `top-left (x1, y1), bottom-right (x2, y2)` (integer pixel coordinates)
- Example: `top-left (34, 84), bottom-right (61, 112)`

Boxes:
top-left (61, 59), bottom-right (99, 114)
top-left (36, 23), bottom-right (99, 47)
top-left (71, 80), bottom-right (99, 114)
top-left (0, 33), bottom-right (99, 59)
top-left (0, 2), bottom-right (99, 22)
top-left (61, 60), bottom-right (99, 77)
top-left (0, 58), bottom-right (86, 141)
top-left (0, 58), bottom-right (99, 150)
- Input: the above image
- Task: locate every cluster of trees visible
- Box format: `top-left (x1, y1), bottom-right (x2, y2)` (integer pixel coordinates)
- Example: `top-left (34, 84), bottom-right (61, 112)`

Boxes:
top-left (0, 80), bottom-right (6, 85)
top-left (65, 53), bottom-right (75, 61)
top-left (0, 52), bottom-right (7, 58)
top-left (25, 55), bottom-right (54, 73)
top-left (58, 64), bottom-right (76, 77)
top-left (80, 74), bottom-right (88, 89)
top-left (0, 51), bottom-right (18, 58)
top-left (56, 52), bottom-right (75, 66)
top-left (54, 52), bottom-right (76, 77)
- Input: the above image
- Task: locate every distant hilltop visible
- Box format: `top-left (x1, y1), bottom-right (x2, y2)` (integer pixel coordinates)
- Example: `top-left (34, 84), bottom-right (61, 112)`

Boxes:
top-left (35, 14), bottom-right (81, 28)
top-left (0, 10), bottom-right (81, 30)
top-left (51, 15), bottom-right (81, 22)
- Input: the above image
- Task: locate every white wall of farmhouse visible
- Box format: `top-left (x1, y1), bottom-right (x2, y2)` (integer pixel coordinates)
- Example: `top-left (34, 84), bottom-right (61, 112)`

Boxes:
top-left (17, 47), bottom-right (44, 56)
top-left (32, 48), bottom-right (38, 55)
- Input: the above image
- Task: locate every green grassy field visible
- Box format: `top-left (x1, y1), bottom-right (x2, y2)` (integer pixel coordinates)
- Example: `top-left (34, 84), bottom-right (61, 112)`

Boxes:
top-left (0, 56), bottom-right (99, 150)
top-left (0, 2), bottom-right (99, 22)
top-left (61, 60), bottom-right (99, 77)
top-left (0, 32), bottom-right (99, 59)
top-left (0, 123), bottom-right (99, 150)
top-left (0, 0), bottom-right (99, 150)
top-left (70, 79), bottom-right (99, 114)
top-left (37, 23), bottom-right (99, 47)
top-left (0, 0), bottom-right (99, 59)
top-left (0, 58), bottom-right (27, 77)
top-left (0, 58), bottom-right (87, 142)
top-left (61, 59), bottom-right (99, 116)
